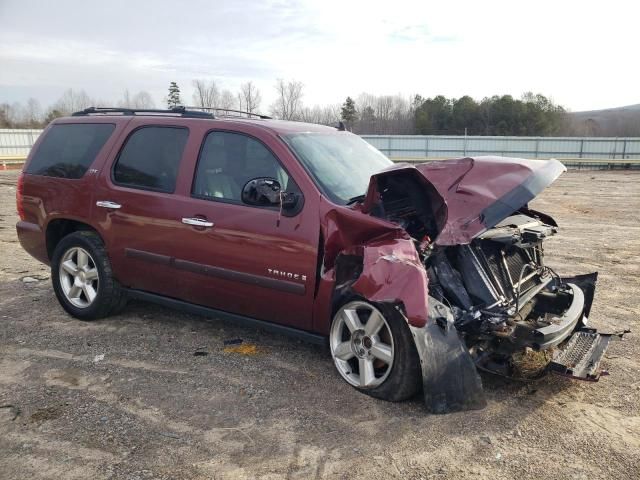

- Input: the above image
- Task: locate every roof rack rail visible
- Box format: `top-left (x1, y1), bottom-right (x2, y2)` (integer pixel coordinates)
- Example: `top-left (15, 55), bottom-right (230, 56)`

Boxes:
top-left (185, 106), bottom-right (271, 119)
top-left (72, 106), bottom-right (214, 119)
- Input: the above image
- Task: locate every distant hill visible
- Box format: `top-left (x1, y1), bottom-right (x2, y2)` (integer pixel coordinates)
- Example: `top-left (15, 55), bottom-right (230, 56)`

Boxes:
top-left (573, 104), bottom-right (640, 114)
top-left (564, 104), bottom-right (640, 136)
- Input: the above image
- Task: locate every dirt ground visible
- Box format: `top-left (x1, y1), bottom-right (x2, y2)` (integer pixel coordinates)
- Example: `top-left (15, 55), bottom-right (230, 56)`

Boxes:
top-left (1, 170), bottom-right (639, 480)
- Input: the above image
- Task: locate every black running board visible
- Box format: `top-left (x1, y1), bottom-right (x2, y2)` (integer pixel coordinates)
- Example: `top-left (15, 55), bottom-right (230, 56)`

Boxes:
top-left (550, 330), bottom-right (612, 380)
top-left (125, 289), bottom-right (327, 345)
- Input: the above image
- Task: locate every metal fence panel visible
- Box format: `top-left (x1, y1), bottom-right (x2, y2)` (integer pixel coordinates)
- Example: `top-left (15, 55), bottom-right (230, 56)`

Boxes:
top-left (0, 129), bottom-right (43, 157)
top-left (361, 135), bottom-right (640, 161)
top-left (2, 129), bottom-right (640, 165)
top-left (625, 140), bottom-right (640, 155)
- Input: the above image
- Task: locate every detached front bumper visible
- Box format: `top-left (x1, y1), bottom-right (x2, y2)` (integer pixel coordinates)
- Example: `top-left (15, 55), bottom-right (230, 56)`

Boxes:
top-left (517, 272), bottom-right (622, 381)
top-left (409, 272), bottom-right (624, 413)
top-left (513, 273), bottom-right (597, 351)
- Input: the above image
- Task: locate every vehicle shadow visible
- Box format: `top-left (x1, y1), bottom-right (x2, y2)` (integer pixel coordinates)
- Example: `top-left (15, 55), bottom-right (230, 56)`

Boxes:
top-left (121, 297), bottom-right (578, 419)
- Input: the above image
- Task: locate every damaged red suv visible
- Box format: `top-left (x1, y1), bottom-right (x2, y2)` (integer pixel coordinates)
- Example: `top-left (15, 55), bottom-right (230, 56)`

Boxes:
top-left (16, 107), bottom-right (616, 412)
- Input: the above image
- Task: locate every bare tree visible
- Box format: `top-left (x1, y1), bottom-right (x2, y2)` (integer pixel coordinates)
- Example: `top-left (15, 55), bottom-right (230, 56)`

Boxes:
top-left (320, 104), bottom-right (341, 125)
top-left (239, 81), bottom-right (262, 113)
top-left (219, 89), bottom-right (236, 110)
top-left (357, 93), bottom-right (377, 111)
top-left (7, 102), bottom-right (26, 126)
top-left (53, 89), bottom-right (93, 115)
top-left (375, 96), bottom-right (394, 128)
top-left (349, 93), bottom-right (415, 134)
top-left (132, 91), bottom-right (155, 109)
top-left (299, 104), bottom-right (341, 125)
top-left (24, 98), bottom-right (42, 126)
top-left (270, 79), bottom-right (304, 120)
top-left (192, 79), bottom-right (219, 108)
top-left (299, 106), bottom-right (323, 124)
top-left (356, 93), bottom-right (377, 133)
top-left (0, 103), bottom-right (17, 127)
top-left (0, 104), bottom-right (8, 127)
top-left (118, 89), bottom-right (155, 109)
top-left (119, 89), bottom-right (133, 108)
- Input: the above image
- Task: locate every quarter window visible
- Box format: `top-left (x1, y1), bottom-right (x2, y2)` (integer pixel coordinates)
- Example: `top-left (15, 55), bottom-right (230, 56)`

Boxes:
top-left (192, 131), bottom-right (292, 203)
top-left (26, 123), bottom-right (115, 179)
top-left (113, 126), bottom-right (188, 193)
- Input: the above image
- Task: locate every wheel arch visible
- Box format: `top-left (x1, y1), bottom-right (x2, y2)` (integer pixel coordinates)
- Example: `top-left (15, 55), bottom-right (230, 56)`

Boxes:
top-left (45, 218), bottom-right (102, 260)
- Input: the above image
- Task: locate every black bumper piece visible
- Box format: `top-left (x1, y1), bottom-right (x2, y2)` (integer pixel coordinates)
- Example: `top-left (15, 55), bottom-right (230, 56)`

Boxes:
top-left (526, 272), bottom-right (598, 350)
top-left (532, 283), bottom-right (585, 350)
top-left (410, 299), bottom-right (487, 414)
top-left (550, 330), bottom-right (612, 380)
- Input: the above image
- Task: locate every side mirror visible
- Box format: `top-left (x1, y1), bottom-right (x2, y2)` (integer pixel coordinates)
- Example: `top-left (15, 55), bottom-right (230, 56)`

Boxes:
top-left (242, 177), bottom-right (301, 212)
top-left (242, 177), bottom-right (281, 206)
top-left (281, 191), bottom-right (299, 209)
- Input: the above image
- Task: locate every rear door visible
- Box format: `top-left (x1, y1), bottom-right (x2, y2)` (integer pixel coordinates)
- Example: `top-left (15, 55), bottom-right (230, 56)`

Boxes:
top-left (92, 119), bottom-right (193, 298)
top-left (18, 120), bottom-right (121, 265)
top-left (173, 127), bottom-right (320, 330)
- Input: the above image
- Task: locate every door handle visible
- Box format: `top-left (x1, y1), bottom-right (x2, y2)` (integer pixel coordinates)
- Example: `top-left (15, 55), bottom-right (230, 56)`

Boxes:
top-left (182, 217), bottom-right (214, 227)
top-left (96, 201), bottom-right (122, 209)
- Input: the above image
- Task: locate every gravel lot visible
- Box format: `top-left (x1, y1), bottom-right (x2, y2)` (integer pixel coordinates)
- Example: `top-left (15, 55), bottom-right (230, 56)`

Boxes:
top-left (1, 169), bottom-right (639, 480)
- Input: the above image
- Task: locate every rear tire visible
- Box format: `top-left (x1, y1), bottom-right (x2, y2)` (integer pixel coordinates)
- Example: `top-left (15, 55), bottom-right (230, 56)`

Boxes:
top-left (330, 300), bottom-right (421, 402)
top-left (51, 231), bottom-right (126, 320)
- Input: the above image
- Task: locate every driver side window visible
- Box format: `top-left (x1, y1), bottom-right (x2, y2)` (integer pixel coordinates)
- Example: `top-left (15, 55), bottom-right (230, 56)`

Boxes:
top-left (192, 131), bottom-right (290, 203)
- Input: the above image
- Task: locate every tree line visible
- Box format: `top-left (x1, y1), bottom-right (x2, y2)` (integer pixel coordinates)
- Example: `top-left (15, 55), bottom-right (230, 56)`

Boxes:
top-left (0, 88), bottom-right (156, 128)
top-left (413, 93), bottom-right (566, 136)
top-left (180, 81), bottom-right (568, 136)
top-left (2, 79), bottom-right (638, 136)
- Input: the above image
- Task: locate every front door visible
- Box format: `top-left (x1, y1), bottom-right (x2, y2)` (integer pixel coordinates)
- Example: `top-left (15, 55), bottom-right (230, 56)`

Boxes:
top-left (173, 129), bottom-right (319, 330)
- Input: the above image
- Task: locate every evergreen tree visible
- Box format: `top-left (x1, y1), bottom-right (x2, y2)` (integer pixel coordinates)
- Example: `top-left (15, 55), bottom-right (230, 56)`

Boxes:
top-left (44, 109), bottom-right (64, 125)
top-left (341, 97), bottom-right (358, 128)
top-left (414, 93), bottom-right (563, 136)
top-left (167, 82), bottom-right (182, 108)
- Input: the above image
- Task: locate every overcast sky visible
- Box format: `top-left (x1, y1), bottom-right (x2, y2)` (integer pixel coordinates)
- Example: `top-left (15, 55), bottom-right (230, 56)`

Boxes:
top-left (0, 0), bottom-right (637, 112)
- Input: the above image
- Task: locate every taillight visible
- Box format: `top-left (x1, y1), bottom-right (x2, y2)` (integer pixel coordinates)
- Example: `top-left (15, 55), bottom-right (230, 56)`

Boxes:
top-left (16, 172), bottom-right (25, 220)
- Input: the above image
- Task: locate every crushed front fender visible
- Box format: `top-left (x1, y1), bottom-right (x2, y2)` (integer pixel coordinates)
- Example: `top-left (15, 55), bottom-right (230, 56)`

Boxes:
top-left (320, 202), bottom-right (487, 413)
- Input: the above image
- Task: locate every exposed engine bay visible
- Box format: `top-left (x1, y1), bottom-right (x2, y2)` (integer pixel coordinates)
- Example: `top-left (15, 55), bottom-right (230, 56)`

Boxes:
top-left (423, 212), bottom-right (576, 378)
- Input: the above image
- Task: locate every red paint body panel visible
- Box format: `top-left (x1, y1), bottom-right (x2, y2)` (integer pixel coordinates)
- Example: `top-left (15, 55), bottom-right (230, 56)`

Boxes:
top-left (350, 236), bottom-right (430, 328)
top-left (312, 198), bottom-right (427, 334)
top-left (362, 156), bottom-right (565, 245)
top-left (415, 156), bottom-right (566, 244)
top-left (16, 220), bottom-right (47, 264)
top-left (17, 117), bottom-right (131, 264)
top-left (89, 117), bottom-right (322, 328)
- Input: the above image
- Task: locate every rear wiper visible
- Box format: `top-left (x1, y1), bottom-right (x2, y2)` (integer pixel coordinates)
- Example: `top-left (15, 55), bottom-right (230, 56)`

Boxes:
top-left (346, 194), bottom-right (366, 206)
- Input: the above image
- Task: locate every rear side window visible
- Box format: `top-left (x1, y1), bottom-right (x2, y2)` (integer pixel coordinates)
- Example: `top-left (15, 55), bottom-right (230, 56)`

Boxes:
top-left (113, 126), bottom-right (188, 193)
top-left (26, 123), bottom-right (115, 179)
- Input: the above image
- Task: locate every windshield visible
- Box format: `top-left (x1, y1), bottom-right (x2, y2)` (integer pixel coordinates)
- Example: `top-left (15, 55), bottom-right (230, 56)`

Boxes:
top-left (283, 132), bottom-right (392, 204)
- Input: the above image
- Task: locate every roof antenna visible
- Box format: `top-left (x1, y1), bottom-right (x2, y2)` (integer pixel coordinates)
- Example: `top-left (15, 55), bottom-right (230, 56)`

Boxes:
top-left (336, 121), bottom-right (346, 131)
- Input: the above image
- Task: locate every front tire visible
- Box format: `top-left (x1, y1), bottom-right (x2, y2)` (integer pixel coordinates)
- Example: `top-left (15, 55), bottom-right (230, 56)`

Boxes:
top-left (329, 300), bottom-right (421, 402)
top-left (51, 231), bottom-right (126, 320)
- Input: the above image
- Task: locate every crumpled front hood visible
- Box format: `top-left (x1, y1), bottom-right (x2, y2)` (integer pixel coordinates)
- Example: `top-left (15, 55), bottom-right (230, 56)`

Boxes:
top-left (365, 156), bottom-right (566, 245)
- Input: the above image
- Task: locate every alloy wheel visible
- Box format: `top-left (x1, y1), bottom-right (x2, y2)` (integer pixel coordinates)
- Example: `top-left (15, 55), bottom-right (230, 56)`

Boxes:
top-left (58, 247), bottom-right (100, 309)
top-left (330, 301), bottom-right (395, 389)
